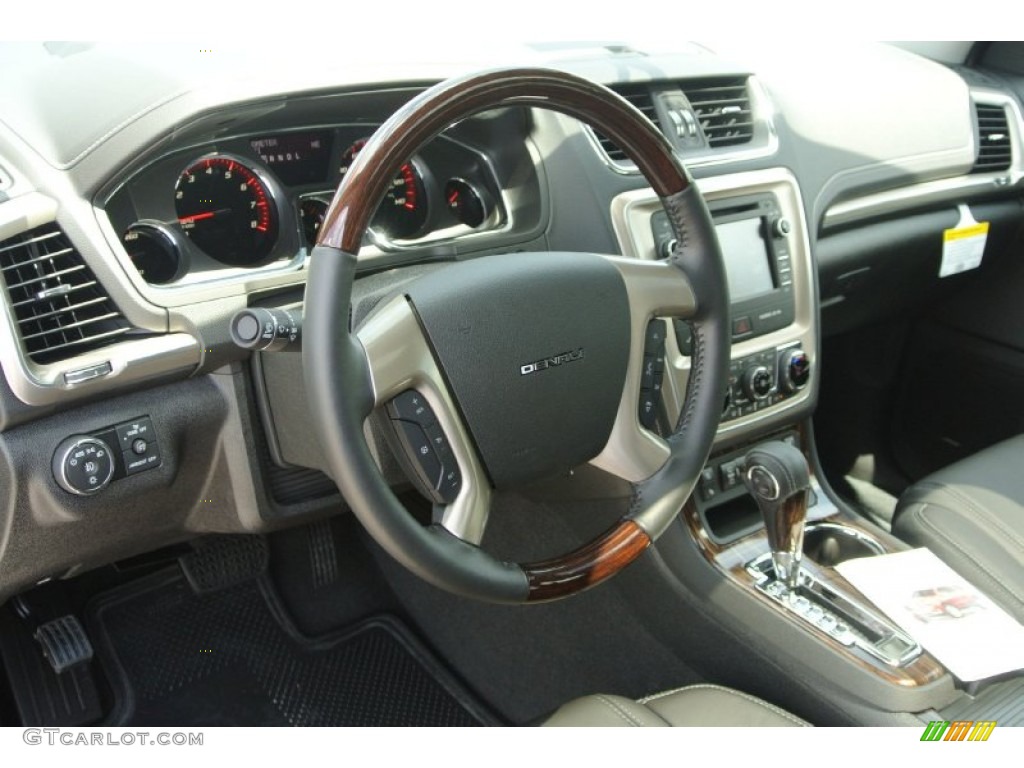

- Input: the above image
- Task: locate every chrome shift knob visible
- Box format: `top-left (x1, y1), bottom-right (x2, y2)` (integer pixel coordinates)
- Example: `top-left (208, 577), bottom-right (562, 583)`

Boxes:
top-left (743, 441), bottom-right (811, 590)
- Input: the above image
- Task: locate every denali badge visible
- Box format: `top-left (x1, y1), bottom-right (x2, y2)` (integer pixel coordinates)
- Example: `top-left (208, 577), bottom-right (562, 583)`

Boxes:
top-left (520, 348), bottom-right (585, 376)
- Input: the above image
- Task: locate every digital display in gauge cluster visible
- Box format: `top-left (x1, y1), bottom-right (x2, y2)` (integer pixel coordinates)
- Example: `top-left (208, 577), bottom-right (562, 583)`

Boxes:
top-left (250, 131), bottom-right (333, 186)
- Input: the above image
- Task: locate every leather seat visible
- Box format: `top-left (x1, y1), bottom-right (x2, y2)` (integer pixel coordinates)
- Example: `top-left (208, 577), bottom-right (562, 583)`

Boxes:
top-left (543, 684), bottom-right (808, 727)
top-left (894, 434), bottom-right (1024, 624)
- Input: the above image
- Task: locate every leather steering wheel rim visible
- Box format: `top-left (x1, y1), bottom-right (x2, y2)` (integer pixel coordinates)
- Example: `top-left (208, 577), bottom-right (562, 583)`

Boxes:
top-left (303, 67), bottom-right (730, 604)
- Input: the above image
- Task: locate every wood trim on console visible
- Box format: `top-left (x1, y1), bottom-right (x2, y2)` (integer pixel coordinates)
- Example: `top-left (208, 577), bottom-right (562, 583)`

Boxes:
top-left (524, 519), bottom-right (651, 602)
top-left (681, 497), bottom-right (948, 688)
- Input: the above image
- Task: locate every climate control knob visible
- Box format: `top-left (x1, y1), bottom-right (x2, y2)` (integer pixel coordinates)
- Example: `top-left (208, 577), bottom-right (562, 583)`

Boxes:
top-left (743, 365), bottom-right (773, 401)
top-left (778, 348), bottom-right (811, 393)
top-left (52, 436), bottom-right (115, 496)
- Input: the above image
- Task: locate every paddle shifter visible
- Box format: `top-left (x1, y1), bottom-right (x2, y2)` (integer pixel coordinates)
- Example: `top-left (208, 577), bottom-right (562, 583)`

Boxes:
top-left (743, 441), bottom-right (810, 590)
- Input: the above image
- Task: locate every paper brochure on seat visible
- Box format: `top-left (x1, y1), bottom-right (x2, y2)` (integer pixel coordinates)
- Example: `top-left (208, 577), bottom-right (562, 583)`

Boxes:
top-left (835, 548), bottom-right (1024, 682)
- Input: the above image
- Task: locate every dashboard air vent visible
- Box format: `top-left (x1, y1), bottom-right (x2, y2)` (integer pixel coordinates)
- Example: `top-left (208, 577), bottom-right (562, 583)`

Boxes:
top-left (593, 84), bottom-right (660, 162)
top-left (680, 77), bottom-right (754, 148)
top-left (972, 103), bottom-right (1012, 173)
top-left (0, 224), bottom-right (132, 365)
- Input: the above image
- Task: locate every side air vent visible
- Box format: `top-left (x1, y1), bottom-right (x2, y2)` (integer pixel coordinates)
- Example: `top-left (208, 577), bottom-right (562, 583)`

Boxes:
top-left (0, 224), bottom-right (133, 365)
top-left (594, 84), bottom-right (660, 162)
top-left (972, 103), bottom-right (1012, 173)
top-left (680, 77), bottom-right (754, 148)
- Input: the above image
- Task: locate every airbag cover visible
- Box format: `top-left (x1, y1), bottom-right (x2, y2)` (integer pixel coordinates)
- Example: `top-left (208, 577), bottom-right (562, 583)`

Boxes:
top-left (406, 252), bottom-right (630, 488)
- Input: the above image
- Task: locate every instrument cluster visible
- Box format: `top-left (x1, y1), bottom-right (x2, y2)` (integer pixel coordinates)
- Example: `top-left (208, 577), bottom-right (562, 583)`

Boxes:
top-left (106, 126), bottom-right (506, 286)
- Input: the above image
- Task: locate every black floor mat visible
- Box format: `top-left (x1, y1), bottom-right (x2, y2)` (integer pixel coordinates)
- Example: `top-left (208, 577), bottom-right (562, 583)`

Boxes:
top-left (87, 569), bottom-right (493, 726)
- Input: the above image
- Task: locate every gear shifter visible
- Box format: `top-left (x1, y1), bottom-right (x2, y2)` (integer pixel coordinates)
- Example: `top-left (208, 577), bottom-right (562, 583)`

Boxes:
top-left (739, 441), bottom-right (922, 667)
top-left (743, 441), bottom-right (811, 590)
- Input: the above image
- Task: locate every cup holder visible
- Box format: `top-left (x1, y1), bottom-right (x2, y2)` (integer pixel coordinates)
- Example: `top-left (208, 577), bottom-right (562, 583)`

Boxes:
top-left (803, 522), bottom-right (885, 567)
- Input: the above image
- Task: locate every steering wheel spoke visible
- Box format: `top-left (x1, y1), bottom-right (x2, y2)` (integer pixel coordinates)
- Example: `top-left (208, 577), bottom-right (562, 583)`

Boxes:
top-left (357, 295), bottom-right (492, 545)
top-left (589, 256), bottom-right (697, 483)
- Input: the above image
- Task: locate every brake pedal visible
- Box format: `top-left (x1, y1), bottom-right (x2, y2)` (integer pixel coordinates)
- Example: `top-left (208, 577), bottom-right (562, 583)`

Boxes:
top-left (34, 615), bottom-right (95, 674)
top-left (0, 609), bottom-right (101, 726)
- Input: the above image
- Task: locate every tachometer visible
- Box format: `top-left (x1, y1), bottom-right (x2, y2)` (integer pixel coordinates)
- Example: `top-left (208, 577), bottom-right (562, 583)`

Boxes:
top-left (174, 155), bottom-right (278, 266)
top-left (340, 139), bottom-right (428, 240)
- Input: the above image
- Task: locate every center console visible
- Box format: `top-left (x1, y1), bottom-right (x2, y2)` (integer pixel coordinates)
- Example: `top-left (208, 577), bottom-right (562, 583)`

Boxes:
top-left (611, 169), bottom-right (961, 718)
top-left (611, 168), bottom-right (817, 447)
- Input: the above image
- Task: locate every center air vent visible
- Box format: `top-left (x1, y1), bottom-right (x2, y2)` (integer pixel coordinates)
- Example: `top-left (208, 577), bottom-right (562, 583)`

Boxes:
top-left (593, 84), bottom-right (660, 162)
top-left (0, 224), bottom-right (133, 365)
top-left (972, 103), bottom-right (1012, 173)
top-left (680, 77), bottom-right (754, 148)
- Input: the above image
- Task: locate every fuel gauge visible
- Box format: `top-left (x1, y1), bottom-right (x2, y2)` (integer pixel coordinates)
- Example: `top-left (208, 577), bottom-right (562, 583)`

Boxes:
top-left (444, 178), bottom-right (491, 229)
top-left (300, 198), bottom-right (329, 249)
top-left (122, 222), bottom-right (186, 285)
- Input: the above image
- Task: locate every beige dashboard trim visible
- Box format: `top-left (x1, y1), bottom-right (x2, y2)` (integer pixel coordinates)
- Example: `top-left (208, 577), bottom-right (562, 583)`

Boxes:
top-left (823, 88), bottom-right (1024, 230)
top-left (0, 193), bottom-right (201, 408)
top-left (610, 167), bottom-right (816, 447)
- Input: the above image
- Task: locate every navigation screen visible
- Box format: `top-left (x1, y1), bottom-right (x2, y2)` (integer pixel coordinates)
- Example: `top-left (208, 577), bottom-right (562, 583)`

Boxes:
top-left (250, 130), bottom-right (333, 186)
top-left (715, 218), bottom-right (775, 302)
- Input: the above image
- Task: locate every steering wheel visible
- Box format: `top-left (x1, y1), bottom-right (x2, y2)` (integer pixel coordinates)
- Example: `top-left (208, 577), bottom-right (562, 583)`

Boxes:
top-left (303, 68), bottom-right (729, 604)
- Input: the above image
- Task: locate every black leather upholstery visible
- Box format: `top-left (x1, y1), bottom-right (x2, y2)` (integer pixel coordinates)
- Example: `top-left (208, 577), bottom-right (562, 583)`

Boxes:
top-left (894, 434), bottom-right (1024, 623)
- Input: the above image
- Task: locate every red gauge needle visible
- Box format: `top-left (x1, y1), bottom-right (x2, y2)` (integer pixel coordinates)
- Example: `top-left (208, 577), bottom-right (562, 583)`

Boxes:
top-left (178, 208), bottom-right (230, 225)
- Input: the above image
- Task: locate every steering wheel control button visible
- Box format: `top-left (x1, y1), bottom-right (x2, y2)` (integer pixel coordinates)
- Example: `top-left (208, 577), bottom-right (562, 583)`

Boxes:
top-left (673, 320), bottom-right (693, 356)
top-left (638, 391), bottom-right (659, 430)
top-left (437, 466), bottom-right (462, 503)
top-left (638, 320), bottom-right (668, 431)
top-left (644, 318), bottom-right (667, 348)
top-left (115, 417), bottom-right (155, 451)
top-left (641, 357), bottom-right (657, 390)
top-left (396, 419), bottom-right (444, 491)
top-left (387, 390), bottom-right (462, 503)
top-left (53, 436), bottom-right (116, 496)
top-left (423, 423), bottom-right (453, 460)
top-left (388, 390), bottom-right (436, 428)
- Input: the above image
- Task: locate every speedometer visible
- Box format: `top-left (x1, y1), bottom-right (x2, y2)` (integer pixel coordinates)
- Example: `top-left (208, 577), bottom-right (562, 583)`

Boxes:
top-left (174, 155), bottom-right (279, 266)
top-left (340, 139), bottom-right (428, 240)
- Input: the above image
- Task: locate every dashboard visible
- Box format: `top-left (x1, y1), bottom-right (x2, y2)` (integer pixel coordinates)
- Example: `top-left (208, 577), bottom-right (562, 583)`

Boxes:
top-left (0, 41), bottom-right (1022, 606)
top-left (105, 123), bottom-right (511, 286)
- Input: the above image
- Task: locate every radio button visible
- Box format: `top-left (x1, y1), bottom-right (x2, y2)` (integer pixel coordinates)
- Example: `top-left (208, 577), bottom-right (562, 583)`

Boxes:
top-left (771, 217), bottom-right (792, 238)
top-left (742, 365), bottom-right (773, 401)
